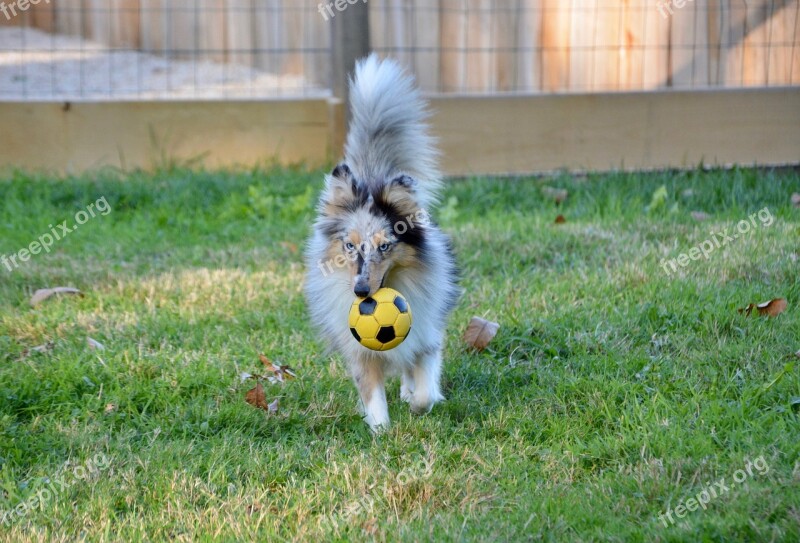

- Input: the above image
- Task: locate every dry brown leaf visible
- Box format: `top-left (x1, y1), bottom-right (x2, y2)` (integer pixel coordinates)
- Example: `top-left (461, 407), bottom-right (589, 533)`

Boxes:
top-left (464, 317), bottom-right (500, 350)
top-left (245, 382), bottom-right (270, 411)
top-left (738, 298), bottom-right (788, 317)
top-left (87, 337), bottom-right (106, 351)
top-left (259, 353), bottom-right (297, 382)
top-left (30, 287), bottom-right (83, 307)
top-left (554, 215), bottom-right (567, 224)
top-left (792, 192), bottom-right (800, 208)
top-left (691, 211), bottom-right (710, 221)
top-left (542, 186), bottom-right (568, 204)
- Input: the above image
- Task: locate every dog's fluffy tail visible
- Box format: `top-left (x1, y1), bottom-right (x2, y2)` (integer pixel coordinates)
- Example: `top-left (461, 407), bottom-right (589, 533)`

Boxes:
top-left (344, 54), bottom-right (441, 207)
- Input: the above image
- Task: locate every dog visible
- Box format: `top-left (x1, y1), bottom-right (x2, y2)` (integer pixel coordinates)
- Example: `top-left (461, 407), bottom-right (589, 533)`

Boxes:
top-left (304, 54), bottom-right (459, 431)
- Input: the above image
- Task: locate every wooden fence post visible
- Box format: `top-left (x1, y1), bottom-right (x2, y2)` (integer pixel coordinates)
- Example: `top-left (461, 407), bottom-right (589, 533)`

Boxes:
top-left (331, 0), bottom-right (370, 130)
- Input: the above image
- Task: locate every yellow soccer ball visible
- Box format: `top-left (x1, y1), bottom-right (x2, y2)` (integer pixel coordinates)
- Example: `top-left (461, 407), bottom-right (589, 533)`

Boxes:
top-left (348, 288), bottom-right (412, 351)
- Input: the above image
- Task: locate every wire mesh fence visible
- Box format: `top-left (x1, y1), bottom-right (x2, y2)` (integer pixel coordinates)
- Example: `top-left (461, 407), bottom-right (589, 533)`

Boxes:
top-left (0, 0), bottom-right (797, 100)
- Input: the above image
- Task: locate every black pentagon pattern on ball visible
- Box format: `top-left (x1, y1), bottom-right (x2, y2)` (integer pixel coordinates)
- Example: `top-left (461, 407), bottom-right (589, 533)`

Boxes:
top-left (359, 297), bottom-right (378, 315)
top-left (376, 326), bottom-right (396, 343)
top-left (350, 328), bottom-right (361, 341)
top-left (392, 295), bottom-right (408, 313)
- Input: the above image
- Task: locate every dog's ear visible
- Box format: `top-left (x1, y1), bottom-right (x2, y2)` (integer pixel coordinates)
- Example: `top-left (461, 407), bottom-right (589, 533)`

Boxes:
top-left (321, 163), bottom-right (362, 215)
top-left (378, 175), bottom-right (419, 216)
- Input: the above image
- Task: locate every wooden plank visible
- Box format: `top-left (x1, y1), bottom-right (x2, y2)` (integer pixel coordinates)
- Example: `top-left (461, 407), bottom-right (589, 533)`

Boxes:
top-left (413, 0), bottom-right (440, 92)
top-left (671, 0), bottom-right (710, 88)
top-left (493, 0), bottom-right (516, 91)
top-left (331, 0), bottom-right (369, 112)
top-left (789, 1), bottom-right (800, 84)
top-left (1, 91), bottom-right (798, 175)
top-left (54, 0), bottom-right (88, 37)
top-left (0, 100), bottom-right (332, 173)
top-left (628, 0), bottom-right (670, 90)
top-left (569, 0), bottom-right (594, 91)
top-left (303, 0), bottom-right (330, 88)
top-left (592, 0), bottom-right (622, 90)
top-left (226, 0), bottom-right (254, 67)
top-left (515, 0), bottom-right (541, 92)
top-left (429, 89), bottom-right (800, 175)
top-left (439, 0), bottom-right (467, 92)
top-left (761, 0), bottom-right (800, 86)
top-left (140, 0), bottom-right (166, 54)
top-left (30, 0), bottom-right (57, 33)
top-left (254, 0), bottom-right (284, 75)
top-left (540, 0), bottom-right (570, 91)
top-left (197, 0), bottom-right (226, 64)
top-left (465, 0), bottom-right (492, 92)
top-left (741, 0), bottom-right (770, 85)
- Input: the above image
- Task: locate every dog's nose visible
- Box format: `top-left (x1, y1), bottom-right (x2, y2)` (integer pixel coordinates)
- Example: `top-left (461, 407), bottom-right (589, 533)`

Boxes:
top-left (354, 283), bottom-right (370, 297)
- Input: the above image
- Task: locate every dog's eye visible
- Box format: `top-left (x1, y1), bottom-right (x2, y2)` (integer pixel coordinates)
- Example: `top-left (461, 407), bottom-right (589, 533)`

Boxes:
top-left (344, 242), bottom-right (355, 251)
top-left (379, 243), bottom-right (390, 252)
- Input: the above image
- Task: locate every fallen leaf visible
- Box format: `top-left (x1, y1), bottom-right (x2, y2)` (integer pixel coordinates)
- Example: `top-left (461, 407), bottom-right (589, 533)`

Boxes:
top-left (463, 317), bottom-right (500, 351)
top-left (87, 337), bottom-right (106, 350)
top-left (792, 192), bottom-right (800, 208)
top-left (738, 298), bottom-right (788, 317)
top-left (554, 215), bottom-right (567, 224)
top-left (268, 398), bottom-right (279, 414)
top-left (30, 287), bottom-right (83, 307)
top-left (691, 211), bottom-right (710, 221)
top-left (794, 349), bottom-right (800, 359)
top-left (245, 382), bottom-right (270, 411)
top-left (104, 403), bottom-right (117, 414)
top-left (541, 186), bottom-right (568, 204)
top-left (240, 372), bottom-right (256, 382)
top-left (259, 353), bottom-right (297, 382)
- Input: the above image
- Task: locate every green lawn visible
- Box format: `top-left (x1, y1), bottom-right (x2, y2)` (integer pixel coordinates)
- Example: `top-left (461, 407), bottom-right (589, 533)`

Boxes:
top-left (1, 166), bottom-right (799, 542)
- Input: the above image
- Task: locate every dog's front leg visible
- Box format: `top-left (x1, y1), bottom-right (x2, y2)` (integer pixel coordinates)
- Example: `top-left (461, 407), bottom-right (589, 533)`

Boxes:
top-left (352, 355), bottom-right (389, 431)
top-left (410, 349), bottom-right (445, 415)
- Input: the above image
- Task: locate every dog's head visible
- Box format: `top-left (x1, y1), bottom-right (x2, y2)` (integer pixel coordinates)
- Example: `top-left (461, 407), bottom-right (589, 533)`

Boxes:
top-left (316, 163), bottom-right (429, 297)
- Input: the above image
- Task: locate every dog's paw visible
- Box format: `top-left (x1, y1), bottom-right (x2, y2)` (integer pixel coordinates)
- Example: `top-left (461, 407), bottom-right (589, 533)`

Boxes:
top-left (409, 389), bottom-right (444, 415)
top-left (400, 373), bottom-right (415, 403)
top-left (368, 420), bottom-right (390, 434)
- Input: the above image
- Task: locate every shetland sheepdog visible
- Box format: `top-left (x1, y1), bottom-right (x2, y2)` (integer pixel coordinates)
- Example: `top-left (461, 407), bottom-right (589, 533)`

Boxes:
top-left (304, 54), bottom-right (459, 431)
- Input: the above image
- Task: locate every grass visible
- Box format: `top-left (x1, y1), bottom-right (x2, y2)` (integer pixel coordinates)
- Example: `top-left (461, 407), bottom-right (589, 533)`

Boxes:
top-left (0, 165), bottom-right (799, 542)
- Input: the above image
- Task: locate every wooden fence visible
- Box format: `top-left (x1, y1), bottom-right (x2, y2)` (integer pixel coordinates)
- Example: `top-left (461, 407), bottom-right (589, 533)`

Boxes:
top-left (1, 0), bottom-right (798, 94)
